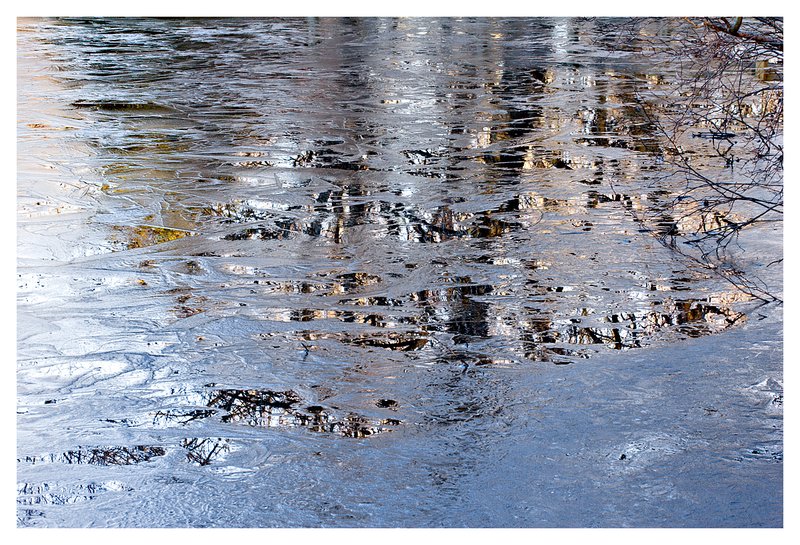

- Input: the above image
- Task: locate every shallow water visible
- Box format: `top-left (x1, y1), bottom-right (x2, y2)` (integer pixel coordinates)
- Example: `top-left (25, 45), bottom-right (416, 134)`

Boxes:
top-left (17, 17), bottom-right (782, 527)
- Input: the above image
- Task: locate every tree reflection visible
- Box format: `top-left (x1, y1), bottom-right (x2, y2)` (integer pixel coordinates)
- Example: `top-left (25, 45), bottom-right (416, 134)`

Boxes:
top-left (205, 388), bottom-right (401, 437)
top-left (181, 438), bottom-right (231, 466)
top-left (20, 445), bottom-right (166, 466)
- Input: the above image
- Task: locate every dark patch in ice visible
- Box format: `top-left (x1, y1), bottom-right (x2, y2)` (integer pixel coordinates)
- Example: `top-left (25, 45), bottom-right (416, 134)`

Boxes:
top-left (165, 286), bottom-right (208, 318)
top-left (291, 149), bottom-right (370, 171)
top-left (517, 298), bottom-right (744, 361)
top-left (205, 388), bottom-right (402, 438)
top-left (113, 225), bottom-right (194, 250)
top-left (181, 437), bottom-right (231, 466)
top-left (342, 331), bottom-right (429, 351)
top-left (19, 445), bottom-right (166, 466)
top-left (734, 445), bottom-right (783, 463)
top-left (338, 296), bottom-right (405, 307)
top-left (205, 197), bottom-right (524, 245)
top-left (152, 408), bottom-right (217, 427)
top-left (334, 272), bottom-right (382, 290)
top-left (71, 100), bottom-right (176, 113)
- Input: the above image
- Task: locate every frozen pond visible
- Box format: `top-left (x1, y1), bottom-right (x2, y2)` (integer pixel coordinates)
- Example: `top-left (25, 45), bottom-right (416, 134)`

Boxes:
top-left (17, 17), bottom-right (782, 527)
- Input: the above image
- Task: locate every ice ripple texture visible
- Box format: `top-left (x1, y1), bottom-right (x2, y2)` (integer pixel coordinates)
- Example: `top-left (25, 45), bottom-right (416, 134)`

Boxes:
top-left (17, 17), bottom-right (782, 527)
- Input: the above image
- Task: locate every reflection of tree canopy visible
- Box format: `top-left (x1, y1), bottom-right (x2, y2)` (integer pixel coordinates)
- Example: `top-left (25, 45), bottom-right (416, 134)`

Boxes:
top-left (205, 388), bottom-right (401, 438)
top-left (181, 438), bottom-right (231, 466)
top-left (51, 17), bottom-right (762, 370)
top-left (21, 445), bottom-right (167, 466)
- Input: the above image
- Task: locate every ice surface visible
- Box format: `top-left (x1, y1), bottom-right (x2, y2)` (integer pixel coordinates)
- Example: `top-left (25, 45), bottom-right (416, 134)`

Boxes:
top-left (17, 17), bottom-right (782, 527)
